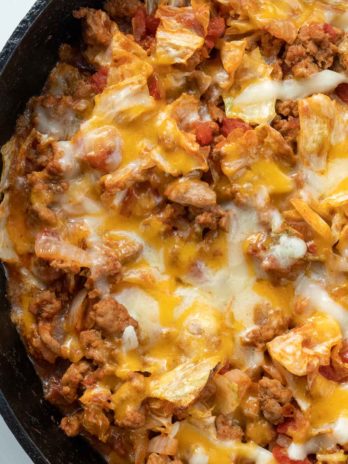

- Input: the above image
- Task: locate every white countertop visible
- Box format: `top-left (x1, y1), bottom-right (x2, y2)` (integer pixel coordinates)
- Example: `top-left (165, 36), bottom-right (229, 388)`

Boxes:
top-left (1, 2), bottom-right (37, 463)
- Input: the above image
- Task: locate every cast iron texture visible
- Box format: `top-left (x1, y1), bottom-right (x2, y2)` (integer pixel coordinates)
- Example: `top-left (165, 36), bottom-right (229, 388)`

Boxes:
top-left (0, 0), bottom-right (106, 462)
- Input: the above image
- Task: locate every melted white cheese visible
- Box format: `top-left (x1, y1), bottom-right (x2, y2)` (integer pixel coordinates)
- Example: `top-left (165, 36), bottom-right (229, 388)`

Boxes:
top-left (234, 71), bottom-right (348, 106)
top-left (191, 206), bottom-right (263, 328)
top-left (122, 325), bottom-right (139, 351)
top-left (296, 277), bottom-right (348, 335)
top-left (114, 287), bottom-right (161, 340)
top-left (268, 235), bottom-right (307, 268)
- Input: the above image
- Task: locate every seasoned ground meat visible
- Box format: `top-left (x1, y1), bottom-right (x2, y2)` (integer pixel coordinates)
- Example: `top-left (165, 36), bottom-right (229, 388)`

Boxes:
top-left (104, 0), bottom-right (142, 19)
top-left (194, 207), bottom-right (229, 232)
top-left (73, 8), bottom-right (114, 47)
top-left (27, 327), bottom-right (58, 363)
top-left (61, 360), bottom-right (91, 403)
top-left (94, 297), bottom-right (138, 335)
top-left (60, 414), bottom-right (82, 437)
top-left (29, 290), bottom-right (62, 320)
top-left (215, 414), bottom-right (244, 440)
top-left (81, 404), bottom-right (110, 442)
top-left (283, 23), bottom-right (344, 77)
top-left (272, 100), bottom-right (300, 150)
top-left (258, 32), bottom-right (284, 59)
top-left (338, 35), bottom-right (348, 70)
top-left (79, 329), bottom-right (114, 364)
top-left (242, 303), bottom-right (290, 349)
top-left (258, 377), bottom-right (292, 425)
top-left (246, 232), bottom-right (307, 279)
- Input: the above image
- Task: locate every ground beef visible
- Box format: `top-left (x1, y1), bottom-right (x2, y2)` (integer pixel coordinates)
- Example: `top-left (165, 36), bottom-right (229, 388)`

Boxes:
top-left (246, 232), bottom-right (307, 279)
top-left (275, 100), bottom-right (299, 119)
top-left (194, 206), bottom-right (229, 232)
top-left (283, 23), bottom-right (344, 78)
top-left (79, 329), bottom-right (114, 364)
top-left (28, 333), bottom-right (54, 363)
top-left (272, 115), bottom-right (299, 151)
top-left (117, 408), bottom-right (146, 429)
top-left (29, 290), bottom-right (62, 320)
top-left (258, 377), bottom-right (292, 425)
top-left (215, 414), bottom-right (244, 440)
top-left (259, 32), bottom-right (284, 58)
top-left (338, 35), bottom-right (348, 70)
top-left (60, 414), bottom-right (82, 437)
top-left (94, 297), bottom-right (138, 336)
top-left (81, 404), bottom-right (110, 442)
top-left (61, 360), bottom-right (91, 403)
top-left (73, 8), bottom-right (114, 47)
top-left (104, 0), bottom-right (142, 19)
top-left (242, 303), bottom-right (290, 349)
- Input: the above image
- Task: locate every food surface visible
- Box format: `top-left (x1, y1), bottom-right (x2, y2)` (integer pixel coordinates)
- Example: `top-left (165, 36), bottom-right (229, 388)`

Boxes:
top-left (2, 0), bottom-right (348, 462)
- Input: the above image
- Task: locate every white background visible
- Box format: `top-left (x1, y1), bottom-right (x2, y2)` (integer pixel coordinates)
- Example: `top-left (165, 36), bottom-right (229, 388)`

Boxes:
top-left (1, 2), bottom-right (37, 463)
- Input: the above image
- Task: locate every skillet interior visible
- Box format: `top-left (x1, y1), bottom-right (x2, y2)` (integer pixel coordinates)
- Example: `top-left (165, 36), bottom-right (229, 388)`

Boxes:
top-left (0, 1), bottom-right (106, 462)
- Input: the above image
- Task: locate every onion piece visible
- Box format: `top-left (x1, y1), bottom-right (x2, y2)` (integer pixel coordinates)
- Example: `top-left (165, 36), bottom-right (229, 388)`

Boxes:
top-left (35, 233), bottom-right (91, 267)
top-left (148, 434), bottom-right (178, 456)
top-left (67, 289), bottom-right (88, 331)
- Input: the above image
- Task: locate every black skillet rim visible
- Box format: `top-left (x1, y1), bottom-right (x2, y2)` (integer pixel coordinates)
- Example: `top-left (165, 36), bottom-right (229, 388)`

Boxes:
top-left (0, 1), bottom-right (57, 462)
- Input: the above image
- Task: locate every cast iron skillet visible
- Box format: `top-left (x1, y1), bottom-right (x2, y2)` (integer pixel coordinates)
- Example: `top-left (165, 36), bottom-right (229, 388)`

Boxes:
top-left (0, 1), bottom-right (109, 462)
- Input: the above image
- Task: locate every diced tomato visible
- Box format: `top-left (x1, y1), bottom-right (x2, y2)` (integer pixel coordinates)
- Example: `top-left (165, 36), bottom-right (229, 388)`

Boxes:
top-left (205, 17), bottom-right (225, 50)
top-left (221, 117), bottom-right (251, 137)
top-left (132, 6), bottom-right (147, 42)
top-left (208, 17), bottom-right (226, 39)
top-left (272, 446), bottom-right (310, 464)
top-left (323, 23), bottom-right (339, 41)
top-left (145, 15), bottom-right (160, 36)
top-left (90, 67), bottom-right (109, 94)
top-left (336, 83), bottom-right (348, 104)
top-left (277, 420), bottom-right (294, 435)
top-left (132, 6), bottom-right (160, 42)
top-left (195, 121), bottom-right (214, 146)
top-left (148, 74), bottom-right (161, 100)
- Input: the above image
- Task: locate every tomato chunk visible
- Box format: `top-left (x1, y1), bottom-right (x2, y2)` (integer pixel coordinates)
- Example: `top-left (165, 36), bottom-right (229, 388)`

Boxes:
top-left (273, 446), bottom-right (310, 464)
top-left (195, 122), bottom-right (214, 146)
top-left (132, 7), bottom-right (147, 42)
top-left (148, 74), bottom-right (161, 100)
top-left (90, 67), bottom-right (109, 94)
top-left (221, 117), bottom-right (251, 137)
top-left (205, 17), bottom-right (225, 50)
top-left (336, 83), bottom-right (348, 104)
top-left (133, 6), bottom-right (160, 42)
top-left (323, 23), bottom-right (340, 41)
top-left (277, 420), bottom-right (293, 435)
top-left (146, 15), bottom-right (160, 35)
